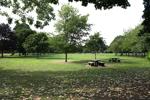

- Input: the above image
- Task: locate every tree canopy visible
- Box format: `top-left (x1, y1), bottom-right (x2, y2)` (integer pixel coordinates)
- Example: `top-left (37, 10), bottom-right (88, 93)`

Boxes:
top-left (109, 25), bottom-right (146, 54)
top-left (141, 0), bottom-right (150, 51)
top-left (14, 23), bottom-right (36, 55)
top-left (85, 32), bottom-right (106, 59)
top-left (23, 33), bottom-right (49, 55)
top-left (108, 35), bottom-right (124, 54)
top-left (68, 0), bottom-right (130, 9)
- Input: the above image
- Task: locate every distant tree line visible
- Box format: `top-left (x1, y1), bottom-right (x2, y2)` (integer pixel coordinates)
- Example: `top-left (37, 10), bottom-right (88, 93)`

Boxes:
top-left (108, 25), bottom-right (149, 57)
top-left (0, 23), bottom-right (50, 58)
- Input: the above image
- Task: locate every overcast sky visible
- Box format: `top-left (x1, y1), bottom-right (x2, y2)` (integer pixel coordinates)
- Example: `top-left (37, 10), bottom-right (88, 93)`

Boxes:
top-left (0, 0), bottom-right (144, 45)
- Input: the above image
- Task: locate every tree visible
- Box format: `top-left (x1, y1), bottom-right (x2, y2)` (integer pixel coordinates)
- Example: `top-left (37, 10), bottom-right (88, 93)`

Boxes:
top-left (85, 32), bottom-right (106, 59)
top-left (109, 25), bottom-right (147, 55)
top-left (0, 0), bottom-right (130, 28)
top-left (121, 25), bottom-right (146, 52)
top-left (141, 0), bottom-right (150, 51)
top-left (23, 33), bottom-right (49, 56)
top-left (108, 36), bottom-right (124, 55)
top-left (55, 4), bottom-right (91, 62)
top-left (14, 23), bottom-right (35, 56)
top-left (0, 23), bottom-right (16, 58)
top-left (48, 34), bottom-right (64, 53)
top-left (68, 0), bottom-right (130, 9)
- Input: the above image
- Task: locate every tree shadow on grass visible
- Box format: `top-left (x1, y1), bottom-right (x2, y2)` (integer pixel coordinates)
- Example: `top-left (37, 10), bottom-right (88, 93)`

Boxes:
top-left (2, 56), bottom-right (66, 60)
top-left (0, 67), bottom-right (150, 99)
top-left (71, 60), bottom-right (90, 64)
top-left (71, 58), bottom-right (110, 64)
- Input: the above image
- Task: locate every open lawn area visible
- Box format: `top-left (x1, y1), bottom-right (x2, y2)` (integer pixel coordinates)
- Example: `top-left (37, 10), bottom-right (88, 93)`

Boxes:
top-left (0, 53), bottom-right (150, 99)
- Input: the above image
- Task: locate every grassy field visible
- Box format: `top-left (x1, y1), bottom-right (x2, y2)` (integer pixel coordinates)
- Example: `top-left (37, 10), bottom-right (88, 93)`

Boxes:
top-left (0, 53), bottom-right (150, 99)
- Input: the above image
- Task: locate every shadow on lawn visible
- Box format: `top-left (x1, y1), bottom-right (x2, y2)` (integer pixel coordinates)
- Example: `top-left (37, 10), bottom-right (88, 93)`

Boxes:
top-left (71, 59), bottom-right (138, 65)
top-left (0, 67), bottom-right (150, 99)
top-left (71, 60), bottom-right (90, 64)
top-left (2, 56), bottom-right (65, 60)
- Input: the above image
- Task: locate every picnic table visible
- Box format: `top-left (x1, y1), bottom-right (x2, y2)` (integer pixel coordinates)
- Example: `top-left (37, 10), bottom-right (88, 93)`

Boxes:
top-left (88, 60), bottom-right (105, 67)
top-left (109, 58), bottom-right (121, 63)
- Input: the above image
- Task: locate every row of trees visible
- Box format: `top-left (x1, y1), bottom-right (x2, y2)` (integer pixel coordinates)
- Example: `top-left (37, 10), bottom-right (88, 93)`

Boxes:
top-left (0, 23), bottom-right (50, 57)
top-left (0, 5), bottom-right (107, 62)
top-left (108, 25), bottom-right (148, 56)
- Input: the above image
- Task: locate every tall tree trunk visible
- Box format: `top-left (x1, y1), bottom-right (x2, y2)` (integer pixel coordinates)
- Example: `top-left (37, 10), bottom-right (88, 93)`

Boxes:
top-left (95, 52), bottom-right (96, 60)
top-left (1, 40), bottom-right (4, 58)
top-left (19, 53), bottom-right (21, 56)
top-left (65, 52), bottom-right (68, 62)
top-left (1, 49), bottom-right (3, 58)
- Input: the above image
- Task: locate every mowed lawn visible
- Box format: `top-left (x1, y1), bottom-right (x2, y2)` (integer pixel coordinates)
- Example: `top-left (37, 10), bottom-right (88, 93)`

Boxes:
top-left (0, 53), bottom-right (150, 99)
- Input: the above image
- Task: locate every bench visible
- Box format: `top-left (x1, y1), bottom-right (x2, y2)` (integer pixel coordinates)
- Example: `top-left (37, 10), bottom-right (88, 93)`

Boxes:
top-left (88, 60), bottom-right (105, 67)
top-left (109, 58), bottom-right (121, 63)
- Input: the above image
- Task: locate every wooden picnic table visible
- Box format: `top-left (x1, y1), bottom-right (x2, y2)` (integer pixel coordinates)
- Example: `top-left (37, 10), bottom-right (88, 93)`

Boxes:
top-left (109, 58), bottom-right (121, 63)
top-left (88, 60), bottom-right (105, 67)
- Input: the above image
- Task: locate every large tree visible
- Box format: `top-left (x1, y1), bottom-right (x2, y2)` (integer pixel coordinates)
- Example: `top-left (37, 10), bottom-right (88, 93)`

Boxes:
top-left (85, 32), bottom-right (106, 59)
top-left (0, 23), bottom-right (16, 58)
top-left (55, 5), bottom-right (91, 62)
top-left (23, 33), bottom-right (49, 56)
top-left (14, 23), bottom-right (36, 55)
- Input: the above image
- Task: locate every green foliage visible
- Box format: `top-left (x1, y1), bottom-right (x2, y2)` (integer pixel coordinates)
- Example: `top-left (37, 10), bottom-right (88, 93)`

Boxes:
top-left (109, 25), bottom-right (146, 53)
top-left (55, 5), bottom-right (90, 47)
top-left (48, 35), bottom-right (65, 53)
top-left (23, 33), bottom-right (49, 54)
top-left (142, 0), bottom-right (150, 33)
top-left (121, 25), bottom-right (145, 52)
top-left (0, 0), bottom-right (56, 28)
top-left (108, 36), bottom-right (124, 53)
top-left (14, 23), bottom-right (35, 55)
top-left (141, 0), bottom-right (150, 51)
top-left (85, 32), bottom-right (106, 52)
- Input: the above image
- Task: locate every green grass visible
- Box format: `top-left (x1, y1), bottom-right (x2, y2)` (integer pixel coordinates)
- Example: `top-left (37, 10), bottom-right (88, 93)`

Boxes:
top-left (0, 53), bottom-right (150, 99)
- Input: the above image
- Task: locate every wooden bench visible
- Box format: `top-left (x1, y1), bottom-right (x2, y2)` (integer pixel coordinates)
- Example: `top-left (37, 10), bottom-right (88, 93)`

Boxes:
top-left (109, 58), bottom-right (121, 63)
top-left (99, 62), bottom-right (105, 66)
top-left (88, 60), bottom-right (105, 67)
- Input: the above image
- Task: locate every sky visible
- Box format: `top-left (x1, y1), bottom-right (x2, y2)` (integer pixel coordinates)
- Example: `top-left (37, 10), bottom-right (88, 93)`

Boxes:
top-left (0, 0), bottom-right (144, 45)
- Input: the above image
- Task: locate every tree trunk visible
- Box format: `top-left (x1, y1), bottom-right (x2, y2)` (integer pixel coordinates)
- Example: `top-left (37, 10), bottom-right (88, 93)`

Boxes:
top-left (19, 53), bottom-right (21, 56)
top-left (1, 49), bottom-right (3, 58)
top-left (36, 53), bottom-right (40, 58)
top-left (1, 40), bottom-right (4, 58)
top-left (95, 52), bottom-right (96, 60)
top-left (65, 52), bottom-right (68, 62)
